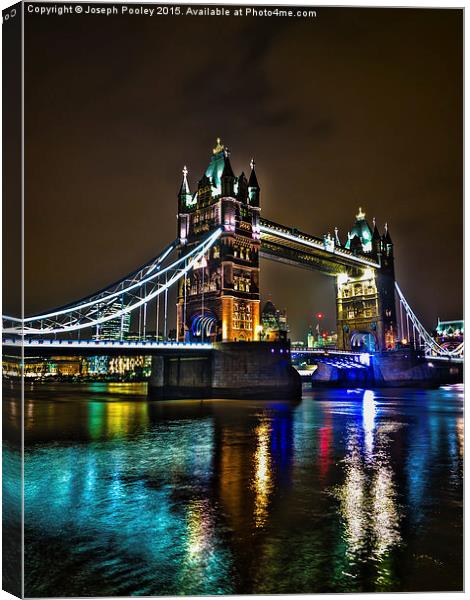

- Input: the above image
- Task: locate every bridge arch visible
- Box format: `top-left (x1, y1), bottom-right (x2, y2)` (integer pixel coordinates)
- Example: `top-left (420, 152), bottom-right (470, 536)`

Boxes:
top-left (350, 330), bottom-right (377, 353)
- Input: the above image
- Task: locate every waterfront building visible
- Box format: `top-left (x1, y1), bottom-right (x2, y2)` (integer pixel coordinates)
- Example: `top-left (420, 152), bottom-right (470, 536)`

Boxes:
top-left (47, 356), bottom-right (83, 377)
top-left (86, 356), bottom-right (110, 375)
top-left (108, 355), bottom-right (151, 378)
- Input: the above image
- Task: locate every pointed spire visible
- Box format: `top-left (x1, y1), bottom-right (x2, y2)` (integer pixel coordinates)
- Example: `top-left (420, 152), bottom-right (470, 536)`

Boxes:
top-left (372, 217), bottom-right (381, 240)
top-left (221, 153), bottom-right (235, 196)
top-left (248, 157), bottom-right (260, 207)
top-left (334, 226), bottom-right (341, 246)
top-left (178, 165), bottom-right (194, 212)
top-left (248, 157), bottom-right (259, 189)
top-left (221, 154), bottom-right (235, 179)
top-left (179, 165), bottom-right (190, 196)
top-left (384, 221), bottom-right (392, 243)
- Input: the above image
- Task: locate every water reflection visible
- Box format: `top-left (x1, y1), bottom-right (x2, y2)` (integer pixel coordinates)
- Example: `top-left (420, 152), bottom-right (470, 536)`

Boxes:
top-left (253, 420), bottom-right (273, 528)
top-left (362, 389), bottom-right (376, 459)
top-left (13, 384), bottom-right (463, 596)
top-left (335, 391), bottom-right (401, 589)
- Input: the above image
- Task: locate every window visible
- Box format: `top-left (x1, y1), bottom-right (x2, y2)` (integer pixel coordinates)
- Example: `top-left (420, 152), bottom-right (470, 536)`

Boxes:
top-left (233, 301), bottom-right (253, 331)
top-left (354, 284), bottom-right (363, 296)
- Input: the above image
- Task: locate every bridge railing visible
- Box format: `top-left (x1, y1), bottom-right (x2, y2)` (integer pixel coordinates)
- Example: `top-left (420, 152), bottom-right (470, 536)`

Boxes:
top-left (3, 338), bottom-right (213, 350)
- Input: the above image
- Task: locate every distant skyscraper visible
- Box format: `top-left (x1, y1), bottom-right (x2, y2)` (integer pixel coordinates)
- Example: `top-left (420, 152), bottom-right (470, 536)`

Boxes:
top-left (307, 328), bottom-right (314, 348)
top-left (261, 300), bottom-right (288, 342)
top-left (93, 301), bottom-right (131, 340)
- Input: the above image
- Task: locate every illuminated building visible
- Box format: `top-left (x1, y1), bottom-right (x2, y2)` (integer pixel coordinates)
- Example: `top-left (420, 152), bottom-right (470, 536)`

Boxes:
top-left (108, 355), bottom-right (151, 377)
top-left (86, 356), bottom-right (110, 375)
top-left (313, 331), bottom-right (338, 349)
top-left (336, 208), bottom-right (397, 352)
top-left (260, 301), bottom-right (288, 342)
top-left (48, 356), bottom-right (83, 377)
top-left (435, 319), bottom-right (463, 340)
top-left (176, 139), bottom-right (260, 342)
top-left (93, 301), bottom-right (131, 340)
top-left (307, 328), bottom-right (314, 348)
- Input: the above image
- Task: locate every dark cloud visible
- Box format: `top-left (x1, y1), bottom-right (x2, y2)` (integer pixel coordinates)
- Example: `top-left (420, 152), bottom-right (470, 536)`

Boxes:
top-left (23, 6), bottom-right (462, 338)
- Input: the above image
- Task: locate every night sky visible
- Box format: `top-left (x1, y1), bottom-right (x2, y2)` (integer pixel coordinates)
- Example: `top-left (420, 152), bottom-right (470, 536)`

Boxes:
top-left (23, 5), bottom-right (463, 339)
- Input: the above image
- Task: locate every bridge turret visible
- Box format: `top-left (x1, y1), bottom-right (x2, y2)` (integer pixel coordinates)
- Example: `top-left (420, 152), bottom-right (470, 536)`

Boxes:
top-left (336, 208), bottom-right (397, 353)
top-left (177, 166), bottom-right (193, 245)
top-left (382, 222), bottom-right (393, 257)
top-left (176, 140), bottom-right (261, 343)
top-left (345, 207), bottom-right (373, 253)
top-left (372, 217), bottom-right (382, 255)
top-left (237, 171), bottom-right (248, 203)
top-left (248, 158), bottom-right (260, 207)
top-left (178, 165), bottom-right (192, 210)
top-left (221, 151), bottom-right (236, 197)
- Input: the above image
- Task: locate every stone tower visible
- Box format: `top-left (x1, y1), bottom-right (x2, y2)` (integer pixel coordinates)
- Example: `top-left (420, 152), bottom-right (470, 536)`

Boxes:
top-left (176, 139), bottom-right (261, 342)
top-left (336, 208), bottom-right (397, 352)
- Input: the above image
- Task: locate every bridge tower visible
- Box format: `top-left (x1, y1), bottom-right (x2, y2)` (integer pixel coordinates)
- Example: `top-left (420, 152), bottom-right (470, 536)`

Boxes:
top-left (176, 139), bottom-right (261, 342)
top-left (336, 208), bottom-right (397, 352)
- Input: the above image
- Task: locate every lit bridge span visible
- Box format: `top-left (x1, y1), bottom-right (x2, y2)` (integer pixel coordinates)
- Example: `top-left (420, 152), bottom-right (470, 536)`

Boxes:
top-left (2, 140), bottom-right (463, 364)
top-left (2, 222), bottom-right (463, 361)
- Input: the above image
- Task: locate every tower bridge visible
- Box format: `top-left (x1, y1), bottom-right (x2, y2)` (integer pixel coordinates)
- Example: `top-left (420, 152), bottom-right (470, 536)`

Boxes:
top-left (2, 139), bottom-right (463, 394)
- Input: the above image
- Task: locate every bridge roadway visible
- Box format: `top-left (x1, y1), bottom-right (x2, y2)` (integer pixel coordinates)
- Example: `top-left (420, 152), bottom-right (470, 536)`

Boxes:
top-left (6, 338), bottom-right (367, 363)
top-left (3, 339), bottom-right (462, 367)
top-left (3, 338), bottom-right (213, 358)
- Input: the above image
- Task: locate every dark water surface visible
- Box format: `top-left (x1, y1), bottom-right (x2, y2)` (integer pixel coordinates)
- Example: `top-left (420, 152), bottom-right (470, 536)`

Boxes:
top-left (12, 383), bottom-right (464, 595)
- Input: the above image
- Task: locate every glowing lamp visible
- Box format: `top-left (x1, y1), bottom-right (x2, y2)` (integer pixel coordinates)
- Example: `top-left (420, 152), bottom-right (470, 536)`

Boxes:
top-left (337, 273), bottom-right (348, 285)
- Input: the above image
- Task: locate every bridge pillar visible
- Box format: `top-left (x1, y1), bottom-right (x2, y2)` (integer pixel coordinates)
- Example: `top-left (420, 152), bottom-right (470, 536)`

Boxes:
top-left (176, 140), bottom-right (261, 343)
top-left (335, 218), bottom-right (397, 351)
top-left (148, 342), bottom-right (301, 400)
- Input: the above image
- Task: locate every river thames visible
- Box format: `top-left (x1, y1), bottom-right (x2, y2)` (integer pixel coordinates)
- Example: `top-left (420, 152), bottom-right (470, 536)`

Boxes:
top-left (7, 383), bottom-right (463, 596)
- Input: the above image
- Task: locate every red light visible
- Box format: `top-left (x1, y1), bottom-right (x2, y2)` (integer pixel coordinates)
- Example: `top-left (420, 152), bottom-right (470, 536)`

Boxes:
top-left (316, 313), bottom-right (324, 319)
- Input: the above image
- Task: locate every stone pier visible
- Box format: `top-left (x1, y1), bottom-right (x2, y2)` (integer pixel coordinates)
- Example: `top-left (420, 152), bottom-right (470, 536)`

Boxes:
top-left (148, 341), bottom-right (302, 400)
top-left (309, 349), bottom-right (462, 388)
